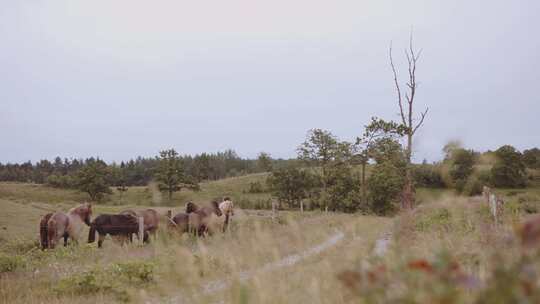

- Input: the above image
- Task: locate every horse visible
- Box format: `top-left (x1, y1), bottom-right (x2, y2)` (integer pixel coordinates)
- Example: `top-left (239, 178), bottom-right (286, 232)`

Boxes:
top-left (39, 213), bottom-right (54, 250)
top-left (47, 203), bottom-right (92, 249)
top-left (120, 209), bottom-right (159, 241)
top-left (219, 197), bottom-right (235, 232)
top-left (138, 209), bottom-right (159, 236)
top-left (168, 202), bottom-right (199, 234)
top-left (88, 214), bottom-right (149, 248)
top-left (187, 201), bottom-right (222, 236)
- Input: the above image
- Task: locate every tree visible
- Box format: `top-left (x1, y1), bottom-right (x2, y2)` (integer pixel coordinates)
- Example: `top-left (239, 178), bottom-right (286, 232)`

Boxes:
top-left (75, 159), bottom-right (112, 201)
top-left (114, 162), bottom-right (129, 199)
top-left (491, 145), bottom-right (527, 188)
top-left (366, 137), bottom-right (407, 215)
top-left (388, 34), bottom-right (428, 209)
top-left (449, 149), bottom-right (476, 193)
top-left (267, 167), bottom-right (318, 211)
top-left (298, 129), bottom-right (351, 211)
top-left (257, 152), bottom-right (273, 172)
top-left (155, 149), bottom-right (198, 201)
top-left (523, 148), bottom-right (540, 169)
top-left (356, 118), bottom-right (407, 205)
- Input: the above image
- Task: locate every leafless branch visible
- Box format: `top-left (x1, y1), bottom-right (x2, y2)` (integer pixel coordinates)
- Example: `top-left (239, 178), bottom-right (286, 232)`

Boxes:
top-left (412, 108), bottom-right (429, 134)
top-left (389, 42), bottom-right (407, 126)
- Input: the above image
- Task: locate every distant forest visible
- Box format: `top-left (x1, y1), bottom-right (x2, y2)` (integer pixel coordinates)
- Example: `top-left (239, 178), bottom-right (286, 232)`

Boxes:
top-left (0, 150), bottom-right (294, 187)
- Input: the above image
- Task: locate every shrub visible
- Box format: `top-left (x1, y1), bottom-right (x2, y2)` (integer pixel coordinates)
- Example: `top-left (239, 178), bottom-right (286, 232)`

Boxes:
top-left (490, 145), bottom-right (527, 188)
top-left (111, 261), bottom-right (155, 284)
top-left (246, 181), bottom-right (265, 194)
top-left (449, 149), bottom-right (476, 193)
top-left (55, 261), bottom-right (155, 301)
top-left (0, 254), bottom-right (25, 273)
top-left (462, 175), bottom-right (483, 196)
top-left (367, 162), bottom-right (405, 216)
top-left (412, 164), bottom-right (445, 188)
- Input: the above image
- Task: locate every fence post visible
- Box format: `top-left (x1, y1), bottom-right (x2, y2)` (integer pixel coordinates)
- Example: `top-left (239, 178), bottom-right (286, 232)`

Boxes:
top-left (138, 217), bottom-right (144, 246)
top-left (272, 201), bottom-right (277, 223)
top-left (300, 201), bottom-right (304, 213)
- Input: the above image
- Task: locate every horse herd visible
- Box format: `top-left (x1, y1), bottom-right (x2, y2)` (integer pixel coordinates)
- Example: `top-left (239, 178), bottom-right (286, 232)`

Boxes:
top-left (39, 198), bottom-right (235, 249)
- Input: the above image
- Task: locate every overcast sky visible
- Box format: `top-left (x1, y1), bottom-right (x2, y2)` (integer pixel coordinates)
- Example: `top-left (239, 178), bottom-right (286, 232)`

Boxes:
top-left (1, 0), bottom-right (538, 163)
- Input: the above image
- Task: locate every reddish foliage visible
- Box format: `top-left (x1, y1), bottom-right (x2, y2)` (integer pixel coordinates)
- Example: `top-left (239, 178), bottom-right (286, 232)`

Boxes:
top-left (408, 259), bottom-right (434, 273)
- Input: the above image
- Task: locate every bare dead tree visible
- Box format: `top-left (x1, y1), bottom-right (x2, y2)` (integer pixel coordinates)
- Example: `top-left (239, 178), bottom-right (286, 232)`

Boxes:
top-left (389, 33), bottom-right (428, 209)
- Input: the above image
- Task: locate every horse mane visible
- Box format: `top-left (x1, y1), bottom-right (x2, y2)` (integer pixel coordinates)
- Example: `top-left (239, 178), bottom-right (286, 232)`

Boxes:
top-left (186, 202), bottom-right (199, 213)
top-left (68, 203), bottom-right (92, 225)
top-left (69, 203), bottom-right (92, 216)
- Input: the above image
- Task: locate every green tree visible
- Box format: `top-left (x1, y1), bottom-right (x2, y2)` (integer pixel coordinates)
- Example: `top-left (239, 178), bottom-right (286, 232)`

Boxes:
top-left (298, 129), bottom-right (351, 210)
top-left (155, 149), bottom-right (198, 201)
top-left (257, 152), bottom-right (273, 172)
top-left (267, 167), bottom-right (318, 211)
top-left (523, 148), bottom-right (540, 169)
top-left (356, 117), bottom-right (407, 206)
top-left (366, 138), bottom-right (407, 215)
top-left (75, 159), bottom-right (112, 201)
top-left (449, 149), bottom-right (476, 193)
top-left (491, 145), bottom-right (527, 188)
top-left (114, 162), bottom-right (129, 199)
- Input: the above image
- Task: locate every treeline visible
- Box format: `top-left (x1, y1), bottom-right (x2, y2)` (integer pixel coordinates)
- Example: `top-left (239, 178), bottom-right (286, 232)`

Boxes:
top-left (412, 145), bottom-right (540, 194)
top-left (0, 150), bottom-right (293, 187)
top-left (265, 125), bottom-right (540, 215)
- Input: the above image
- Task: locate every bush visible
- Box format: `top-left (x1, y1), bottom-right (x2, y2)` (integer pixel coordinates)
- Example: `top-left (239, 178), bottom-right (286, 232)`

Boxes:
top-left (55, 261), bottom-right (155, 301)
top-left (412, 164), bottom-right (445, 188)
top-left (449, 149), bottom-right (476, 193)
top-left (462, 175), bottom-right (483, 196)
top-left (367, 162), bottom-right (405, 216)
top-left (111, 261), bottom-right (155, 284)
top-left (0, 254), bottom-right (25, 273)
top-left (246, 181), bottom-right (265, 194)
top-left (490, 145), bottom-right (527, 188)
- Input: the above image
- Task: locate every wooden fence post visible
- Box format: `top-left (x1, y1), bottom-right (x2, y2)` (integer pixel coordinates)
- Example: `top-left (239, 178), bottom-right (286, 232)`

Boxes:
top-left (138, 217), bottom-right (144, 246)
top-left (272, 201), bottom-right (277, 223)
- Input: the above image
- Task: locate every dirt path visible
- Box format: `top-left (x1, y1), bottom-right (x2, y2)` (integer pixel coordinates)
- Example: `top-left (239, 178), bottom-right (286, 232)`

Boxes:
top-left (157, 230), bottom-right (345, 304)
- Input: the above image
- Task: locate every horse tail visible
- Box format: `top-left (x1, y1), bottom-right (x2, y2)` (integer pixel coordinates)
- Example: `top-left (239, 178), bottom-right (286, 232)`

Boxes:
top-left (40, 219), bottom-right (48, 250)
top-left (88, 222), bottom-right (96, 243)
top-left (47, 219), bottom-right (57, 248)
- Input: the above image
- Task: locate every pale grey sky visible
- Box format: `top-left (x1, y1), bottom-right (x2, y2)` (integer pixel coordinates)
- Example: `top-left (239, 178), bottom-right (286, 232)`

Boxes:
top-left (1, 0), bottom-right (539, 163)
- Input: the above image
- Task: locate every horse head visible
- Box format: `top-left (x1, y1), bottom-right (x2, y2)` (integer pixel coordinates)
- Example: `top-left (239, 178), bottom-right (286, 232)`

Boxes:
top-left (211, 201), bottom-right (223, 217)
top-left (80, 202), bottom-right (92, 226)
top-left (186, 202), bottom-right (199, 213)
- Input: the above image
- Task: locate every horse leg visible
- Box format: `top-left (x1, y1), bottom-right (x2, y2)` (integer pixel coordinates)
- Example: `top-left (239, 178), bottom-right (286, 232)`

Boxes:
top-left (98, 233), bottom-right (105, 248)
top-left (63, 234), bottom-right (69, 247)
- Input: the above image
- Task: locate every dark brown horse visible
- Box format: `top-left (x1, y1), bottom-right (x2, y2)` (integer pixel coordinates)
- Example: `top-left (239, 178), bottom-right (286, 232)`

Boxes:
top-left (169, 203), bottom-right (198, 234)
top-left (88, 214), bottom-right (148, 248)
top-left (187, 201), bottom-right (222, 236)
top-left (120, 209), bottom-right (159, 241)
top-left (47, 203), bottom-right (92, 249)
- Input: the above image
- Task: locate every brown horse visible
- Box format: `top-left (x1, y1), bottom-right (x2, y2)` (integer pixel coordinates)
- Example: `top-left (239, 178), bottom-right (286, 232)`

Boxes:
top-left (88, 214), bottom-right (149, 248)
top-left (169, 202), bottom-right (199, 234)
top-left (187, 201), bottom-right (222, 236)
top-left (47, 203), bottom-right (92, 249)
top-left (120, 209), bottom-right (159, 240)
top-left (39, 213), bottom-right (55, 250)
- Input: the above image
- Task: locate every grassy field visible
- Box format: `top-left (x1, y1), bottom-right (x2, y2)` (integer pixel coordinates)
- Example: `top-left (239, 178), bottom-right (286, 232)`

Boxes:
top-left (2, 177), bottom-right (540, 303)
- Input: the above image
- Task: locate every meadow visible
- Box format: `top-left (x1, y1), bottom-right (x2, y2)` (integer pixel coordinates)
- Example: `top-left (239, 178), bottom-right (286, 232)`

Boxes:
top-left (1, 175), bottom-right (540, 303)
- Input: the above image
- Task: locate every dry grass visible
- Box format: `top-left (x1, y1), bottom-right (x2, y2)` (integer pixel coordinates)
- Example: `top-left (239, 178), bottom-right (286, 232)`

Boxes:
top-left (0, 196), bottom-right (390, 304)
